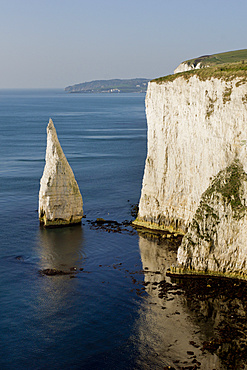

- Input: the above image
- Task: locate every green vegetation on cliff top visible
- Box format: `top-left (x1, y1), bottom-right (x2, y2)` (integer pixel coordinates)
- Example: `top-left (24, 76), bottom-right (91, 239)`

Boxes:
top-left (185, 49), bottom-right (247, 68)
top-left (153, 49), bottom-right (247, 84)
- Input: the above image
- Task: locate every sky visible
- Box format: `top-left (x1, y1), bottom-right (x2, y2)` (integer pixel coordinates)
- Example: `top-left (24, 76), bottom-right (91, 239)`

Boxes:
top-left (0, 0), bottom-right (247, 88)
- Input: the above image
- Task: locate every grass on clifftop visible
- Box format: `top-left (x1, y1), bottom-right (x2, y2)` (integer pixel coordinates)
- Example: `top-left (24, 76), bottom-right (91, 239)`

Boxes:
top-left (185, 49), bottom-right (247, 68)
top-left (152, 61), bottom-right (247, 85)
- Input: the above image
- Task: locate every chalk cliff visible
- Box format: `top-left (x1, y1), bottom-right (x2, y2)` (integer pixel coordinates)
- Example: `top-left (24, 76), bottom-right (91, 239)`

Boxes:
top-left (174, 61), bottom-right (204, 74)
top-left (39, 119), bottom-right (83, 227)
top-left (134, 62), bottom-right (247, 277)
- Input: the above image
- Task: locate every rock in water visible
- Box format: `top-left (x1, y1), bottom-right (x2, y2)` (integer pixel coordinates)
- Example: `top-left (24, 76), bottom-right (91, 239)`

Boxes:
top-left (39, 119), bottom-right (83, 227)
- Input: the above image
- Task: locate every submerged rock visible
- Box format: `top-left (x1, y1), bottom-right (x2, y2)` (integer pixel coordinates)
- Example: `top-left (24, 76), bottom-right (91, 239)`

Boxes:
top-left (39, 119), bottom-right (83, 227)
top-left (39, 268), bottom-right (74, 276)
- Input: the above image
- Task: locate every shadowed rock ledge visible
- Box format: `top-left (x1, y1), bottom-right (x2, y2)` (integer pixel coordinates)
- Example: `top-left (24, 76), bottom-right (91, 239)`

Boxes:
top-left (175, 159), bottom-right (247, 279)
top-left (39, 119), bottom-right (83, 227)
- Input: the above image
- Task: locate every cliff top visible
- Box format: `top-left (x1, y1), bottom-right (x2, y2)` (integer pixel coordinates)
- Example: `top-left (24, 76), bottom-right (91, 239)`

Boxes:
top-left (153, 61), bottom-right (247, 85)
top-left (184, 49), bottom-right (247, 69)
top-left (153, 49), bottom-right (247, 85)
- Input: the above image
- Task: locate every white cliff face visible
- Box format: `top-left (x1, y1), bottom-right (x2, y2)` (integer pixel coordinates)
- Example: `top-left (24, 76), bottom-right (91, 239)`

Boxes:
top-left (39, 119), bottom-right (83, 227)
top-left (134, 75), bottom-right (247, 236)
top-left (174, 61), bottom-right (204, 74)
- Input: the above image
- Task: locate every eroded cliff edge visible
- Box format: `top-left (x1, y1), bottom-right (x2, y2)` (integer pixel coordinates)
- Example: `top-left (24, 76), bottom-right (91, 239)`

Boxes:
top-left (133, 62), bottom-right (247, 277)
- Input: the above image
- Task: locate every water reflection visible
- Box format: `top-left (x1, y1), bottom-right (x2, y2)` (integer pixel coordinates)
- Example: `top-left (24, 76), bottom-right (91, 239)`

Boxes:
top-left (134, 233), bottom-right (247, 369)
top-left (26, 225), bottom-right (87, 364)
top-left (37, 224), bottom-right (85, 270)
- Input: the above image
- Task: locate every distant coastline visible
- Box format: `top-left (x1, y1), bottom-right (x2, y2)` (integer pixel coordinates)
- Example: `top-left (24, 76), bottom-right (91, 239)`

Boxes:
top-left (65, 78), bottom-right (149, 93)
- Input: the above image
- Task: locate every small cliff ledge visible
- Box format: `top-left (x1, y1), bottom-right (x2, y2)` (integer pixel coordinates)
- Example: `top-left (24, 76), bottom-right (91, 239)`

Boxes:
top-left (39, 119), bottom-right (83, 227)
top-left (133, 57), bottom-right (247, 277)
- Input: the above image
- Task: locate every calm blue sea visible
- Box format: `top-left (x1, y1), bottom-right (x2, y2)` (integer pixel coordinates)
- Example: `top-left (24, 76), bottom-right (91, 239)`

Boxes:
top-left (0, 90), bottom-right (244, 370)
top-left (0, 90), bottom-right (148, 369)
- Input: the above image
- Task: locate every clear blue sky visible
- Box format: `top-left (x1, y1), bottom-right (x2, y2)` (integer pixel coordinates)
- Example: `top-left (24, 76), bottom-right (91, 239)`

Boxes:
top-left (1, 0), bottom-right (246, 88)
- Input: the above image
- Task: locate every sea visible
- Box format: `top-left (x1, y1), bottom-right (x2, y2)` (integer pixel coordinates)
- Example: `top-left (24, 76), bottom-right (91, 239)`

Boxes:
top-left (1, 89), bottom-right (247, 370)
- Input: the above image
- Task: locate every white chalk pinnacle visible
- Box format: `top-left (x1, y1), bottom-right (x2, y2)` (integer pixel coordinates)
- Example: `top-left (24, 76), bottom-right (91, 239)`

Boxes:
top-left (39, 118), bottom-right (83, 227)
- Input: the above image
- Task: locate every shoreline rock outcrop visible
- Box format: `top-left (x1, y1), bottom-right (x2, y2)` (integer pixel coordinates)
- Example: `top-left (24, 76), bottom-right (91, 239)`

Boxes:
top-left (39, 119), bottom-right (83, 227)
top-left (176, 159), bottom-right (247, 279)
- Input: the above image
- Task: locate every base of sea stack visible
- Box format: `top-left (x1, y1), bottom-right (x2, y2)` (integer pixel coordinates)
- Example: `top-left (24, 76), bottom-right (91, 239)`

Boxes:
top-left (167, 265), bottom-right (247, 281)
top-left (39, 217), bottom-right (82, 228)
top-left (132, 218), bottom-right (185, 236)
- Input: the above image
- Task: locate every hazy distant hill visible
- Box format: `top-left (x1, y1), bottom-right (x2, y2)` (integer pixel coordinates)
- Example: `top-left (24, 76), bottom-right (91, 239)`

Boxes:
top-left (65, 78), bottom-right (149, 93)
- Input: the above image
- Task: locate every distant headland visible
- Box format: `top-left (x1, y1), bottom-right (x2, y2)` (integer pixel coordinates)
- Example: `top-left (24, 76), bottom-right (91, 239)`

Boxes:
top-left (65, 78), bottom-right (149, 93)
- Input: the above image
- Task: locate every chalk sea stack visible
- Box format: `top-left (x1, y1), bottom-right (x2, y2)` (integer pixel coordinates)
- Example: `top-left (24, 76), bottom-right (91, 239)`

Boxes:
top-left (39, 119), bottom-right (83, 227)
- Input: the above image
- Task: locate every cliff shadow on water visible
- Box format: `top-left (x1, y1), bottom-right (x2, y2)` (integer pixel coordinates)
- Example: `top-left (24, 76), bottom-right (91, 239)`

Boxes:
top-left (136, 231), bottom-right (247, 370)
